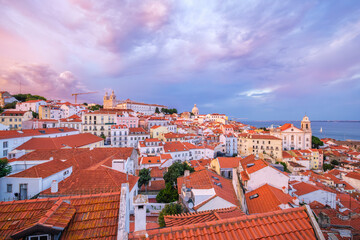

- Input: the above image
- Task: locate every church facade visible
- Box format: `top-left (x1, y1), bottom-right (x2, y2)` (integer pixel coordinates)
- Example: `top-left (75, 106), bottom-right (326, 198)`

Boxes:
top-left (270, 115), bottom-right (312, 150)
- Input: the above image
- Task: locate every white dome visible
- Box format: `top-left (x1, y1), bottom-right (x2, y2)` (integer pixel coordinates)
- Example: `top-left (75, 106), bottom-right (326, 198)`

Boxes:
top-left (192, 104), bottom-right (199, 115)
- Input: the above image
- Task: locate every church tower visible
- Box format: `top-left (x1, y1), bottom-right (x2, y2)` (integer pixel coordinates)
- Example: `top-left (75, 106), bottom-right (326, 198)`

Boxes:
top-left (103, 91), bottom-right (117, 109)
top-left (301, 115), bottom-right (311, 132)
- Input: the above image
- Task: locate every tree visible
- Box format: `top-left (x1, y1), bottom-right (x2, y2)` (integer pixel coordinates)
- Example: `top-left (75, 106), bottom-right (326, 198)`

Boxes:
top-left (155, 107), bottom-right (160, 114)
top-left (323, 163), bottom-right (334, 172)
top-left (312, 136), bottom-right (324, 149)
top-left (331, 160), bottom-right (339, 166)
top-left (0, 158), bottom-right (11, 178)
top-left (100, 133), bottom-right (106, 141)
top-left (138, 168), bottom-right (151, 192)
top-left (83, 102), bottom-right (88, 106)
top-left (31, 111), bottom-right (39, 119)
top-left (0, 107), bottom-right (3, 114)
top-left (4, 102), bottom-right (16, 109)
top-left (158, 203), bottom-right (183, 227)
top-left (13, 94), bottom-right (46, 102)
top-left (275, 161), bottom-right (288, 172)
top-left (88, 104), bottom-right (102, 111)
top-left (163, 162), bottom-right (194, 186)
top-left (156, 183), bottom-right (179, 203)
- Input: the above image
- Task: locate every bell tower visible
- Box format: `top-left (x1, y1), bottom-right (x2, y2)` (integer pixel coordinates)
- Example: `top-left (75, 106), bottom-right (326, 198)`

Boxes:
top-left (301, 115), bottom-right (311, 132)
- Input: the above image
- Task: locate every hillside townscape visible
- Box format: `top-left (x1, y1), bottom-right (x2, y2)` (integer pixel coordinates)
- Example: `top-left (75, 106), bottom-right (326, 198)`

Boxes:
top-left (0, 91), bottom-right (360, 239)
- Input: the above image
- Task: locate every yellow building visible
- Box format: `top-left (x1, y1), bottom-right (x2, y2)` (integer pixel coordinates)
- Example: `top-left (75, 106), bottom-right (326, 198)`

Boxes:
top-left (0, 110), bottom-right (33, 130)
top-left (237, 134), bottom-right (282, 162)
top-left (39, 105), bottom-right (50, 119)
top-left (150, 125), bottom-right (169, 138)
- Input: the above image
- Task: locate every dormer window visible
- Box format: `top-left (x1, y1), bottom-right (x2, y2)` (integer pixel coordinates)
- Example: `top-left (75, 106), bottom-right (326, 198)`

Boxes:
top-left (28, 234), bottom-right (50, 240)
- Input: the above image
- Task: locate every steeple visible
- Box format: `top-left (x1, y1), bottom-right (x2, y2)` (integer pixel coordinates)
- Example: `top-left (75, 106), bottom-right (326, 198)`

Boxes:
top-left (301, 115), bottom-right (311, 132)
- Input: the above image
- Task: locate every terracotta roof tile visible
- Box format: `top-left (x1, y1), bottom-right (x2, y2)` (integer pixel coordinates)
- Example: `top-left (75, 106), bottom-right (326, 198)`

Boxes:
top-left (177, 169), bottom-right (239, 208)
top-left (16, 133), bottom-right (103, 150)
top-left (40, 166), bottom-right (139, 196)
top-left (164, 207), bottom-right (244, 227)
top-left (8, 159), bottom-right (71, 178)
top-left (129, 207), bottom-right (318, 240)
top-left (217, 157), bottom-right (242, 169)
top-left (245, 184), bottom-right (294, 214)
top-left (0, 128), bottom-right (78, 140)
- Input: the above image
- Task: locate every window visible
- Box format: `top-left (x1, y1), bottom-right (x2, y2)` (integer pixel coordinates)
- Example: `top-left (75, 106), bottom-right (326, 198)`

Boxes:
top-left (7, 184), bottom-right (12, 193)
top-left (3, 141), bottom-right (8, 148)
top-left (3, 150), bottom-right (8, 157)
top-left (28, 234), bottom-right (50, 240)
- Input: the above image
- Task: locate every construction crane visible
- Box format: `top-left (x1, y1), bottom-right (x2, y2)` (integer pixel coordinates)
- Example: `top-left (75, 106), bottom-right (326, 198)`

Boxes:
top-left (72, 92), bottom-right (98, 104)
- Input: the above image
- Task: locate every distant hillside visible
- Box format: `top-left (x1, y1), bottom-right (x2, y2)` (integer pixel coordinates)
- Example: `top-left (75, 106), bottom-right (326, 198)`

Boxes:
top-left (13, 94), bottom-right (47, 102)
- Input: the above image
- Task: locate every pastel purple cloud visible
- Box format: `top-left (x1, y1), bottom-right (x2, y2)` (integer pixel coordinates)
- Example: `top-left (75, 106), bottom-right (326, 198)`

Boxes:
top-left (0, 0), bottom-right (359, 119)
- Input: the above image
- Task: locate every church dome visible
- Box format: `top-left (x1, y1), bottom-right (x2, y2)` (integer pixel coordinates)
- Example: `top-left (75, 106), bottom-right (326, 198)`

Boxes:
top-left (192, 104), bottom-right (199, 115)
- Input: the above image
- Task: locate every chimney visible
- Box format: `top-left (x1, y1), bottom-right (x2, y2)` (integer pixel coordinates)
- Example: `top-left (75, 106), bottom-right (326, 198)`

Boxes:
top-left (49, 157), bottom-right (54, 161)
top-left (134, 194), bottom-right (148, 232)
top-left (51, 180), bottom-right (58, 193)
top-left (184, 170), bottom-right (190, 177)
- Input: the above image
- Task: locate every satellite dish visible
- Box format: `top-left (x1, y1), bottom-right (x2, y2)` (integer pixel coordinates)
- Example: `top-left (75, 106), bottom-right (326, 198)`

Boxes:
top-left (188, 202), bottom-right (194, 209)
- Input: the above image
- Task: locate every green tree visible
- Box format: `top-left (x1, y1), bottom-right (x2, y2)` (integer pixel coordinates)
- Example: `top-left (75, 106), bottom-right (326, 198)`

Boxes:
top-left (158, 203), bottom-right (183, 227)
top-left (4, 102), bottom-right (16, 109)
top-left (31, 111), bottom-right (39, 119)
top-left (83, 102), bottom-right (88, 106)
top-left (323, 163), bottom-right (334, 172)
top-left (331, 160), bottom-right (339, 166)
top-left (0, 107), bottom-right (3, 114)
top-left (100, 133), bottom-right (106, 141)
top-left (88, 104), bottom-right (103, 111)
top-left (156, 183), bottom-right (179, 203)
top-left (138, 168), bottom-right (151, 192)
top-left (164, 162), bottom-right (194, 186)
top-left (0, 158), bottom-right (12, 178)
top-left (275, 161), bottom-right (288, 172)
top-left (13, 94), bottom-right (46, 102)
top-left (155, 107), bottom-right (160, 114)
top-left (312, 136), bottom-right (324, 149)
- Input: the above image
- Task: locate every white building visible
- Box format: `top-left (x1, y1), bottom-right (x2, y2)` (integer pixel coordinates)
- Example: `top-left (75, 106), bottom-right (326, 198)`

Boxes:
top-left (178, 169), bottom-right (239, 212)
top-left (138, 138), bottom-right (164, 156)
top-left (111, 125), bottom-right (129, 147)
top-left (289, 181), bottom-right (336, 209)
top-left (128, 127), bottom-right (150, 148)
top-left (15, 100), bottom-right (47, 113)
top-left (270, 115), bottom-right (312, 150)
top-left (103, 91), bottom-right (167, 115)
top-left (239, 156), bottom-right (289, 193)
top-left (0, 159), bottom-right (72, 201)
top-left (219, 134), bottom-right (238, 157)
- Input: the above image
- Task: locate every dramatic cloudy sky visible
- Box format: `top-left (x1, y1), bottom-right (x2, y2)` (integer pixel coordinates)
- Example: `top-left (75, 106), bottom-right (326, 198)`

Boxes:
top-left (0, 0), bottom-right (359, 120)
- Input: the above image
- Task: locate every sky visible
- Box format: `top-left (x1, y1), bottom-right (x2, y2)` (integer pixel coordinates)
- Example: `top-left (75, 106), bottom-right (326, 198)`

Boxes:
top-left (0, 0), bottom-right (359, 120)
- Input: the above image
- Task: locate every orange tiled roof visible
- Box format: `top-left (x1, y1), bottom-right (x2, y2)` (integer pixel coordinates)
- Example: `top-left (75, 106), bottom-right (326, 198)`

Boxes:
top-left (8, 159), bottom-right (71, 178)
top-left (291, 182), bottom-right (322, 196)
top-left (217, 157), bottom-right (242, 169)
top-left (345, 171), bottom-right (360, 181)
top-left (245, 184), bottom-right (294, 214)
top-left (0, 128), bottom-right (78, 140)
top-left (40, 166), bottom-right (139, 196)
top-left (16, 133), bottom-right (103, 150)
top-left (0, 192), bottom-right (122, 240)
top-left (164, 207), bottom-right (244, 227)
top-left (177, 169), bottom-right (239, 208)
top-left (129, 207), bottom-right (318, 240)
top-left (14, 148), bottom-right (90, 162)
